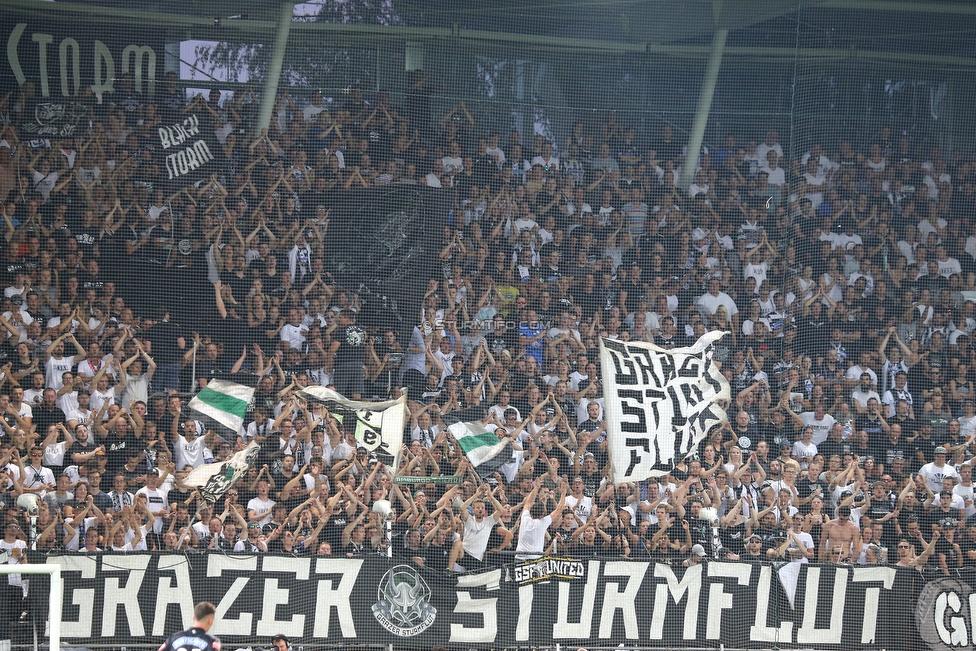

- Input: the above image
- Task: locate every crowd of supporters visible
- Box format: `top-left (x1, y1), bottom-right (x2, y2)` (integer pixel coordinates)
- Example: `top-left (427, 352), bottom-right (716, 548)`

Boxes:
top-left (2, 70), bottom-right (976, 584)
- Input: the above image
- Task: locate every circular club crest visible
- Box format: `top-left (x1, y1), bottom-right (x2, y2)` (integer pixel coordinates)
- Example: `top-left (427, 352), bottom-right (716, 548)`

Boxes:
top-left (916, 577), bottom-right (975, 651)
top-left (371, 564), bottom-right (437, 636)
top-left (346, 325), bottom-right (367, 347)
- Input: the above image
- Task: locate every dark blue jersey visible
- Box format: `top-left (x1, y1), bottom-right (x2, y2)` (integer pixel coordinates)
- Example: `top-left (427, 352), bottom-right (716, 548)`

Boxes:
top-left (158, 627), bottom-right (221, 651)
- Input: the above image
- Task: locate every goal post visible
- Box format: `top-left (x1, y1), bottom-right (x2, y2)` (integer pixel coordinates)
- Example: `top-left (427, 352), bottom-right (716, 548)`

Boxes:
top-left (0, 564), bottom-right (62, 651)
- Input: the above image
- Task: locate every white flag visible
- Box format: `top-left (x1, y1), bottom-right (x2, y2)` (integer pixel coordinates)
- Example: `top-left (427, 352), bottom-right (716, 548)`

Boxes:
top-left (298, 387), bottom-right (406, 475)
top-left (183, 442), bottom-right (261, 503)
top-left (599, 332), bottom-right (731, 483)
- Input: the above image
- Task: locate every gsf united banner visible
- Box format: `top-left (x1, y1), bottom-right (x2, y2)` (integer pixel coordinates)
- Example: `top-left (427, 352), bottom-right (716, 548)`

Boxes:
top-left (33, 554), bottom-right (936, 649)
top-left (599, 332), bottom-right (731, 483)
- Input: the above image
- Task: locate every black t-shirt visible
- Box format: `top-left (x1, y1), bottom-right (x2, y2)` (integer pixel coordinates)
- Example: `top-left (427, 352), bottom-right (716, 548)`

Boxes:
top-left (33, 404), bottom-right (66, 433)
top-left (103, 432), bottom-right (131, 478)
top-left (914, 435), bottom-right (945, 468)
top-left (719, 521), bottom-right (748, 555)
top-left (818, 439), bottom-right (845, 463)
top-left (959, 535), bottom-right (976, 567)
top-left (571, 287), bottom-right (603, 321)
top-left (423, 540), bottom-right (452, 570)
top-left (855, 414), bottom-right (887, 444)
top-left (336, 325), bottom-right (367, 368)
top-left (143, 321), bottom-right (184, 366)
top-left (795, 476), bottom-right (827, 503)
top-left (322, 515), bottom-right (348, 548)
top-left (65, 440), bottom-right (95, 466)
top-left (486, 328), bottom-right (518, 356)
top-left (881, 437), bottom-right (910, 468)
top-left (159, 627), bottom-right (220, 651)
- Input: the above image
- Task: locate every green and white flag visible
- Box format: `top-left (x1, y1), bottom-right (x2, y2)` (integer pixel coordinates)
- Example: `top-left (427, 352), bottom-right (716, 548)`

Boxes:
top-left (441, 408), bottom-right (511, 476)
top-left (186, 377), bottom-right (256, 441)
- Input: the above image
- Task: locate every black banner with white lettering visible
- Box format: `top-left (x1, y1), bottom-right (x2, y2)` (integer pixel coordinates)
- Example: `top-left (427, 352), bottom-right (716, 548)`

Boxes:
top-left (21, 100), bottom-right (89, 139)
top-left (1, 14), bottom-right (162, 106)
top-left (28, 554), bottom-right (945, 649)
top-left (155, 113), bottom-right (220, 183)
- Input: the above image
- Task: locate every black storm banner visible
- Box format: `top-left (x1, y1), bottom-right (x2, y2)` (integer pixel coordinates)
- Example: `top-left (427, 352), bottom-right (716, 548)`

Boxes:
top-left (28, 554), bottom-right (951, 649)
top-left (156, 113), bottom-right (218, 181)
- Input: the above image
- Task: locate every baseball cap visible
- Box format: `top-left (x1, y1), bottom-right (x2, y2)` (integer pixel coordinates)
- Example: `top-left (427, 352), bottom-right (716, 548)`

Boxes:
top-left (691, 544), bottom-right (707, 557)
top-left (935, 446), bottom-right (948, 455)
top-left (747, 533), bottom-right (763, 542)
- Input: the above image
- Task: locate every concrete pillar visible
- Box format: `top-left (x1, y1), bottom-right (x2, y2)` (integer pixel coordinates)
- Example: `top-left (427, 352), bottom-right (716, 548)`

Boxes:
top-left (254, 2), bottom-right (295, 136)
top-left (679, 28), bottom-right (728, 191)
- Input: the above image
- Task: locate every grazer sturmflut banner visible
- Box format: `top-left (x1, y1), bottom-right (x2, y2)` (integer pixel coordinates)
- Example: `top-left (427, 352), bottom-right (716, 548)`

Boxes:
top-left (29, 554), bottom-right (948, 649)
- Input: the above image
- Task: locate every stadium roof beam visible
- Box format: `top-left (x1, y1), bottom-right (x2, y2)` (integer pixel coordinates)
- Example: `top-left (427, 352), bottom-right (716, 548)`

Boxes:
top-left (4, 0), bottom-right (976, 68)
top-left (820, 0), bottom-right (976, 14)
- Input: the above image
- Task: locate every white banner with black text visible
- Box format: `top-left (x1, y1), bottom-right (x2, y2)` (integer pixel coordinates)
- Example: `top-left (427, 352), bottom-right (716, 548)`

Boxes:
top-left (599, 333), bottom-right (731, 483)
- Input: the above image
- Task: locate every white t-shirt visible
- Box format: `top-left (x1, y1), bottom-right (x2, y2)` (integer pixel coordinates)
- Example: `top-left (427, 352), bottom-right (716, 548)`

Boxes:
top-left (919, 462), bottom-right (959, 493)
top-left (20, 464), bottom-right (55, 494)
top-left (32, 169), bottom-right (58, 200)
top-left (462, 513), bottom-right (500, 561)
top-left (43, 440), bottom-right (69, 468)
top-left (247, 496), bottom-right (276, 526)
top-left (515, 510), bottom-right (552, 559)
top-left (786, 530), bottom-right (815, 564)
top-left (45, 356), bottom-right (75, 390)
top-left (174, 434), bottom-right (207, 469)
top-left (280, 323), bottom-right (308, 350)
top-left (564, 494), bottom-right (594, 524)
top-left (799, 412), bottom-right (836, 445)
top-left (135, 486), bottom-right (169, 532)
top-left (122, 373), bottom-right (150, 406)
top-left (953, 483), bottom-right (976, 518)
top-left (791, 441), bottom-right (818, 468)
top-left (65, 515), bottom-right (99, 551)
top-left (744, 261), bottom-right (769, 290)
top-left (77, 356), bottom-right (114, 380)
top-left (91, 387), bottom-right (116, 418)
top-left (0, 538), bottom-right (28, 587)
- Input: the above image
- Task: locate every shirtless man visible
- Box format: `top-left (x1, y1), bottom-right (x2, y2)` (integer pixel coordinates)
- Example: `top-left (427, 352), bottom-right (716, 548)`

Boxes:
top-left (819, 505), bottom-right (861, 562)
top-left (895, 531), bottom-right (939, 568)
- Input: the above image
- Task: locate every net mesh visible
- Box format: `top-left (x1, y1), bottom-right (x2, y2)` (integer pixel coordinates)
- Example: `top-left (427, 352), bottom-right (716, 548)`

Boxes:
top-left (0, 1), bottom-right (974, 650)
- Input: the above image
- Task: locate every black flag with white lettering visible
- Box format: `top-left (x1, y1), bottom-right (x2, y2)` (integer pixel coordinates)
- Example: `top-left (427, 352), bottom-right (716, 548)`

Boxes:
top-left (154, 113), bottom-right (222, 186)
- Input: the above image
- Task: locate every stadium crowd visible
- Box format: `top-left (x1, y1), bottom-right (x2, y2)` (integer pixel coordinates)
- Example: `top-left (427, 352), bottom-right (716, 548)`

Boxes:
top-left (2, 70), bottom-right (976, 586)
